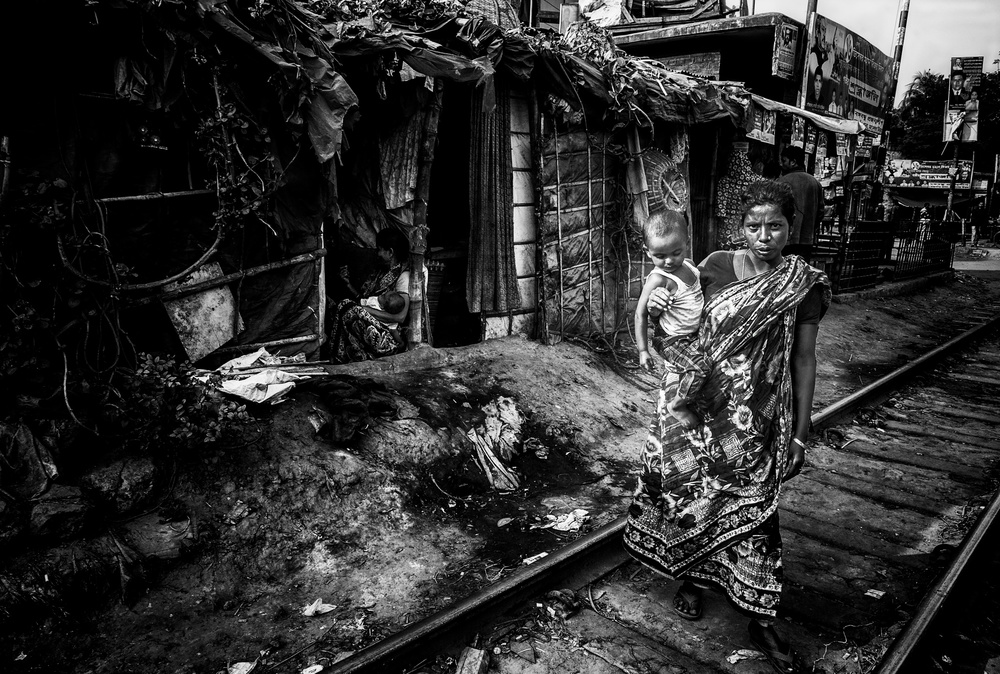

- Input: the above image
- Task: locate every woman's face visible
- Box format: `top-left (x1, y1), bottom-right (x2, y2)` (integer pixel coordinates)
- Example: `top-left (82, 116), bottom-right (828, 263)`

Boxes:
top-left (377, 245), bottom-right (394, 267)
top-left (743, 203), bottom-right (789, 264)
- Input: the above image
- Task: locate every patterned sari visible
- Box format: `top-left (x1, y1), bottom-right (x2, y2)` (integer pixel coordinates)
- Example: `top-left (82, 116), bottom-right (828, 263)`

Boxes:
top-left (624, 256), bottom-right (830, 617)
top-left (330, 263), bottom-right (406, 363)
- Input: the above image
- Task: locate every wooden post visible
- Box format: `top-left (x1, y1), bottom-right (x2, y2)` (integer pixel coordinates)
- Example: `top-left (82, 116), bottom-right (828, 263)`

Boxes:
top-left (706, 125), bottom-right (721, 258)
top-left (409, 77), bottom-right (445, 348)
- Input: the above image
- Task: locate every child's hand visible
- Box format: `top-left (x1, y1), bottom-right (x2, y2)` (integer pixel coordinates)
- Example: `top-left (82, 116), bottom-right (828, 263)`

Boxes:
top-left (639, 350), bottom-right (653, 371)
top-left (647, 287), bottom-right (674, 316)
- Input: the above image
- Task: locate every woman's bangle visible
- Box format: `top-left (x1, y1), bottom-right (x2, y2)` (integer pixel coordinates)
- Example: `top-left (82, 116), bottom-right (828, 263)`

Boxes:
top-left (791, 437), bottom-right (807, 450)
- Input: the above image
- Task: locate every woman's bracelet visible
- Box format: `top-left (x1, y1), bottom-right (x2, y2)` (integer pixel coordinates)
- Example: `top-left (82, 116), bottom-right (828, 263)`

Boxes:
top-left (791, 437), bottom-right (808, 450)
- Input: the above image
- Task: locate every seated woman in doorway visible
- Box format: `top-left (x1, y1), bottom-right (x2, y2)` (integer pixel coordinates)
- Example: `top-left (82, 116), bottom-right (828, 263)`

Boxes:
top-left (329, 227), bottom-right (412, 363)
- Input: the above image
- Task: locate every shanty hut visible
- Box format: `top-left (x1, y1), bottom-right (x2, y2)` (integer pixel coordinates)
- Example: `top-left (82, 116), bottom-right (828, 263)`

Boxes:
top-left (2, 0), bottom-right (764, 368)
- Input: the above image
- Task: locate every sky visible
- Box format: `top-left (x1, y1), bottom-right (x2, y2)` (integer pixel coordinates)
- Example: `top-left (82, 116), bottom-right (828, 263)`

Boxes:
top-left (750, 0), bottom-right (1000, 106)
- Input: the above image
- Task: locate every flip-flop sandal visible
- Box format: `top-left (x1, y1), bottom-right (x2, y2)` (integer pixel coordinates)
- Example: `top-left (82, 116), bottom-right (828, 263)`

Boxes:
top-left (672, 582), bottom-right (702, 620)
top-left (748, 623), bottom-right (800, 674)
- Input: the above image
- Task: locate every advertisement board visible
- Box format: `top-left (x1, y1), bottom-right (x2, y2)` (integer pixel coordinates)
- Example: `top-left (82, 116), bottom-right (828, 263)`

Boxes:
top-left (772, 23), bottom-right (800, 81)
top-left (747, 107), bottom-right (776, 145)
top-left (883, 159), bottom-right (974, 190)
top-left (804, 15), bottom-right (892, 135)
top-left (944, 56), bottom-right (983, 142)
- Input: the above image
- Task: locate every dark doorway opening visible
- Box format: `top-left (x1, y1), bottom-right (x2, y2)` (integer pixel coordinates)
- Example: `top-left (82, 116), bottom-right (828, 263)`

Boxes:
top-left (426, 83), bottom-right (482, 347)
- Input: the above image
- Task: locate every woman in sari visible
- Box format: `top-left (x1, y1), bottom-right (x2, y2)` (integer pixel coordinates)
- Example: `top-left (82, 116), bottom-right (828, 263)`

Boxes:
top-left (624, 181), bottom-right (830, 674)
top-left (329, 227), bottom-right (411, 363)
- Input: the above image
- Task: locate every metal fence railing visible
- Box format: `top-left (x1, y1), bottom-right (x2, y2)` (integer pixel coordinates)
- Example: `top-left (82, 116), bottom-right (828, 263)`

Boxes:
top-left (821, 220), bottom-right (955, 294)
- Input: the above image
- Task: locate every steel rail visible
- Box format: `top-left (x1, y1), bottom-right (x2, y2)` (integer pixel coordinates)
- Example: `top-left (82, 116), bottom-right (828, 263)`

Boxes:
top-left (869, 314), bottom-right (1000, 674)
top-left (327, 315), bottom-right (1000, 674)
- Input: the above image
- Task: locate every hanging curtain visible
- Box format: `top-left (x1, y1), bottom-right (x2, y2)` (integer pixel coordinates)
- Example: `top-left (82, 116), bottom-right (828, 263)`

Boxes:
top-left (466, 83), bottom-right (521, 314)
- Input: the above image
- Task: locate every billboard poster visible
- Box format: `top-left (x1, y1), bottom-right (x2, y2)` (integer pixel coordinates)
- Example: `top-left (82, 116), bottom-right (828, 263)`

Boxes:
top-left (835, 133), bottom-right (848, 157)
top-left (944, 56), bottom-right (983, 142)
top-left (804, 15), bottom-right (893, 131)
top-left (772, 23), bottom-right (800, 81)
top-left (791, 117), bottom-right (805, 148)
top-left (747, 107), bottom-right (776, 145)
top-left (812, 143), bottom-right (827, 180)
top-left (883, 159), bottom-right (974, 190)
top-left (804, 126), bottom-right (817, 154)
top-left (856, 135), bottom-right (873, 158)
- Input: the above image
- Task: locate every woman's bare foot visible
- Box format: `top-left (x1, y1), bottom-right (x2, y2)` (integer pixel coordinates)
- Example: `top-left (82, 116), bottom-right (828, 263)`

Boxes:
top-left (747, 620), bottom-right (801, 674)
top-left (672, 581), bottom-right (702, 620)
top-left (667, 398), bottom-right (700, 429)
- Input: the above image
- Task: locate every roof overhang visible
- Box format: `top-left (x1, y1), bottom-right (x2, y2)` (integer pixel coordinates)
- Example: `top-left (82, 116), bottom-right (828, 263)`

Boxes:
top-left (753, 96), bottom-right (865, 135)
top-left (611, 12), bottom-right (800, 47)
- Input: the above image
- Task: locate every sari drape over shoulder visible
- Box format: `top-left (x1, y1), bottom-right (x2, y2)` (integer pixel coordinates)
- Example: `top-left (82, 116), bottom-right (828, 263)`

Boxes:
top-left (624, 256), bottom-right (830, 617)
top-left (330, 263), bottom-right (406, 363)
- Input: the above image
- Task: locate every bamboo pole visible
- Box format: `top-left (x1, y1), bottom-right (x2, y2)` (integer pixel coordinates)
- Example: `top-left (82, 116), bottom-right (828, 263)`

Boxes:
top-left (0, 136), bottom-right (11, 209)
top-left (586, 136), bottom-right (594, 333)
top-left (315, 228), bottom-right (326, 357)
top-left (212, 334), bottom-right (318, 356)
top-left (553, 114), bottom-right (566, 341)
top-left (530, 88), bottom-right (547, 343)
top-left (600, 136), bottom-right (607, 335)
top-left (409, 78), bottom-right (445, 349)
top-left (94, 189), bottom-right (214, 204)
top-left (130, 249), bottom-right (326, 306)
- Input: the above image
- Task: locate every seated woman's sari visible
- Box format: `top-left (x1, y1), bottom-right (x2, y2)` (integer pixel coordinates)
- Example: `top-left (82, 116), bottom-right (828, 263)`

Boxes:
top-left (330, 263), bottom-right (408, 363)
top-left (624, 255), bottom-right (830, 617)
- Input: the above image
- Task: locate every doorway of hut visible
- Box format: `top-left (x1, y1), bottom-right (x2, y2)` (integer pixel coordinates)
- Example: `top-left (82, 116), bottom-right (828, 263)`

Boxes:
top-left (426, 83), bottom-right (482, 348)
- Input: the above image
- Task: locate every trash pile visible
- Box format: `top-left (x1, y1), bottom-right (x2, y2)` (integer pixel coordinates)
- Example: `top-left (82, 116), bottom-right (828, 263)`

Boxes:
top-left (200, 348), bottom-right (330, 405)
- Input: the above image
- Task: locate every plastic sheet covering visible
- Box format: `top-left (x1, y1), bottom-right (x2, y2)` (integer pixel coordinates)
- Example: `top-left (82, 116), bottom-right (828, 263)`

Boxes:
top-left (753, 95), bottom-right (865, 136)
top-left (219, 146), bottom-right (331, 359)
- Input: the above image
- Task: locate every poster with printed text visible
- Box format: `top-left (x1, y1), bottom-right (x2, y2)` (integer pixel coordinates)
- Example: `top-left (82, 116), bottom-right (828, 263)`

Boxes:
top-left (835, 133), bottom-right (848, 156)
top-left (772, 23), bottom-right (800, 80)
top-left (791, 117), bottom-right (805, 148)
top-left (856, 135), bottom-right (873, 158)
top-left (944, 56), bottom-right (983, 142)
top-left (804, 15), bottom-right (892, 135)
top-left (804, 126), bottom-right (817, 154)
top-left (747, 107), bottom-right (776, 145)
top-left (883, 159), bottom-right (974, 190)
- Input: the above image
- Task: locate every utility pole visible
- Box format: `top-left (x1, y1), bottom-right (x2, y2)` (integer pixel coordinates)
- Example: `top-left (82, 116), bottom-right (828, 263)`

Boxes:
top-left (795, 0), bottom-right (819, 110)
top-left (885, 0), bottom-right (911, 111)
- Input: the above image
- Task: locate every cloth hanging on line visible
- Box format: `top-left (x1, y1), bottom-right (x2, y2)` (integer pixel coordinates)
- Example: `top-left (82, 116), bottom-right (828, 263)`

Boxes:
top-left (467, 83), bottom-right (521, 314)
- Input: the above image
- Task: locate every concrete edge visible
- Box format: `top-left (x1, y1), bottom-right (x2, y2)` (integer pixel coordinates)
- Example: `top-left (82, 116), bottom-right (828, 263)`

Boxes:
top-left (832, 270), bottom-right (955, 304)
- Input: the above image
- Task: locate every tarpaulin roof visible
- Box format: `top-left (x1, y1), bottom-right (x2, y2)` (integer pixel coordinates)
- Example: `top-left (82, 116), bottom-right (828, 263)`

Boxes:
top-left (192, 0), bottom-right (753, 164)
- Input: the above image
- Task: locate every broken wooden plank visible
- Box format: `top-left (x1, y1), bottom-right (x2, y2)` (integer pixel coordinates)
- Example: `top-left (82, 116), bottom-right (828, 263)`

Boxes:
top-left (900, 399), bottom-right (1000, 425)
top-left (880, 420), bottom-right (1000, 450)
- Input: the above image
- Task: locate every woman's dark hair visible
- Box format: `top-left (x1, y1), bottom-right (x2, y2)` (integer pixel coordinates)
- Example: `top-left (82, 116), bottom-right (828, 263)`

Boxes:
top-left (740, 180), bottom-right (796, 226)
top-left (375, 227), bottom-right (410, 264)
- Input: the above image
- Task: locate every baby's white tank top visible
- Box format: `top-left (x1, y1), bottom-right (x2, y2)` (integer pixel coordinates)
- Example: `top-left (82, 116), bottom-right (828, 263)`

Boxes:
top-left (649, 260), bottom-right (703, 338)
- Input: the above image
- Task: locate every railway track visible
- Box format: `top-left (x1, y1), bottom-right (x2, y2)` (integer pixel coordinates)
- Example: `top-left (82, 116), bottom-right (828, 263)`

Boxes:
top-left (326, 310), bottom-right (1000, 674)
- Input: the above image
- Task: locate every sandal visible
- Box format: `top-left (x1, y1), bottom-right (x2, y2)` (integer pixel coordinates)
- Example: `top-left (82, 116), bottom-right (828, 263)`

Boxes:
top-left (672, 581), bottom-right (702, 620)
top-left (748, 620), bottom-right (801, 674)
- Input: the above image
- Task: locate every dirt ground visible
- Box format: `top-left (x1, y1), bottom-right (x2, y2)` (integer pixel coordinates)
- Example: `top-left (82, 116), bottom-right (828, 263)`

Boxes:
top-left (4, 270), bottom-right (1000, 674)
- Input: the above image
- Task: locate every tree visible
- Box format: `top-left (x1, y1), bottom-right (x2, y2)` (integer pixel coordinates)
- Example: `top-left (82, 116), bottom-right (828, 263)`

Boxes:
top-left (888, 70), bottom-right (947, 159)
